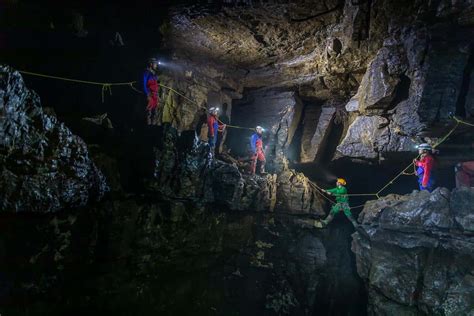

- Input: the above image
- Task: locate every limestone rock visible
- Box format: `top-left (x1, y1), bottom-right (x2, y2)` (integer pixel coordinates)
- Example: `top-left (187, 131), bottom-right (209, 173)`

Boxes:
top-left (355, 46), bottom-right (407, 113)
top-left (450, 187), bottom-right (474, 232)
top-left (299, 104), bottom-right (322, 163)
top-left (147, 126), bottom-right (323, 215)
top-left (275, 169), bottom-right (324, 215)
top-left (0, 66), bottom-right (107, 213)
top-left (303, 106), bottom-right (336, 163)
top-left (353, 187), bottom-right (474, 315)
top-left (336, 115), bottom-right (390, 159)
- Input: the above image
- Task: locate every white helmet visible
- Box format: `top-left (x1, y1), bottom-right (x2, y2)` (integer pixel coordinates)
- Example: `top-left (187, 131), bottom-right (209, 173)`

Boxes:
top-left (256, 125), bottom-right (264, 132)
top-left (416, 143), bottom-right (432, 151)
top-left (209, 107), bottom-right (219, 113)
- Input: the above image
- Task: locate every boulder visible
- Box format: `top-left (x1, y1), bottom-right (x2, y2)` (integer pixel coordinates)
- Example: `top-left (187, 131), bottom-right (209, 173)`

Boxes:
top-left (0, 66), bottom-right (107, 213)
top-left (353, 188), bottom-right (474, 315)
top-left (355, 46), bottom-right (407, 113)
top-left (336, 115), bottom-right (390, 159)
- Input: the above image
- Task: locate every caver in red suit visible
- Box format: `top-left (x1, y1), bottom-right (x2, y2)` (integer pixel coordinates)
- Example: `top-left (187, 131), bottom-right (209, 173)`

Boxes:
top-left (143, 58), bottom-right (160, 124)
top-left (250, 127), bottom-right (266, 175)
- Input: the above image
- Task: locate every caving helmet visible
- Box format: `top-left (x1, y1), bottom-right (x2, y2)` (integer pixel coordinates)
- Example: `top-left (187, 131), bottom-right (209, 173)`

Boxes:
top-left (416, 143), bottom-right (433, 152)
top-left (336, 178), bottom-right (347, 186)
top-left (256, 126), bottom-right (264, 132)
top-left (148, 57), bottom-right (159, 65)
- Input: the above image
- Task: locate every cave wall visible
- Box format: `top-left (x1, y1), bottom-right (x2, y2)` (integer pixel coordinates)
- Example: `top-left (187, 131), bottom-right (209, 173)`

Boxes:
top-left (353, 187), bottom-right (474, 315)
top-left (165, 0), bottom-right (474, 163)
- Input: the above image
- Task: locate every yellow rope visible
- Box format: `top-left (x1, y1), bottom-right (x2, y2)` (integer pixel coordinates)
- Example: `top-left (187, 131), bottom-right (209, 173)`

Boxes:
top-left (19, 70), bottom-right (255, 130)
top-left (433, 119), bottom-right (460, 148)
top-left (20, 70), bottom-right (134, 103)
top-left (159, 83), bottom-right (254, 130)
top-left (454, 116), bottom-right (474, 127)
top-left (308, 116), bottom-right (473, 211)
top-left (19, 70), bottom-right (135, 86)
top-left (18, 70), bottom-right (474, 203)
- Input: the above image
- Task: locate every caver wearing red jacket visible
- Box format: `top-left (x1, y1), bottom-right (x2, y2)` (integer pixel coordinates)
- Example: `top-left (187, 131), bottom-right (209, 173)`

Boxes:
top-left (143, 58), bottom-right (160, 125)
top-left (414, 143), bottom-right (436, 192)
top-left (250, 126), bottom-right (266, 175)
top-left (207, 107), bottom-right (225, 150)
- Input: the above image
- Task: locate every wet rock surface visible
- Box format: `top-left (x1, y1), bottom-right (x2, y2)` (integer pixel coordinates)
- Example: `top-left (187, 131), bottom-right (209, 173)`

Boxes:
top-left (353, 187), bottom-right (474, 315)
top-left (0, 66), bottom-right (107, 213)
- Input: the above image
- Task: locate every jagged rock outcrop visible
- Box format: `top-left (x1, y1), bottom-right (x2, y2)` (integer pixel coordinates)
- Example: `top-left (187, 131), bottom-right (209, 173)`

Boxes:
top-left (146, 127), bottom-right (324, 215)
top-left (0, 66), bottom-right (107, 212)
top-left (337, 116), bottom-right (390, 159)
top-left (353, 187), bottom-right (474, 315)
top-left (339, 19), bottom-right (474, 160)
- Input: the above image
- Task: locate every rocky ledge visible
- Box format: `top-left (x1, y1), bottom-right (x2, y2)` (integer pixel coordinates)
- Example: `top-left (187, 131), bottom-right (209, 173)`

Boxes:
top-left (353, 187), bottom-right (474, 315)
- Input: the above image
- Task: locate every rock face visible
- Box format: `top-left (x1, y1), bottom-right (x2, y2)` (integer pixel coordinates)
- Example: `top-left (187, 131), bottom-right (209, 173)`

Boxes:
top-left (147, 127), bottom-right (324, 215)
top-left (353, 187), bottom-right (474, 315)
top-left (300, 105), bottom-right (336, 163)
top-left (228, 89), bottom-right (303, 171)
top-left (0, 66), bottom-right (107, 212)
top-left (166, 0), bottom-right (474, 163)
top-left (339, 22), bottom-right (473, 160)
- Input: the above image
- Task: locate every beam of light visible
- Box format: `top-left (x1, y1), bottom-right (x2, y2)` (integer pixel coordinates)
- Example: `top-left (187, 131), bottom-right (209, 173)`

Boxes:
top-left (157, 59), bottom-right (184, 72)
